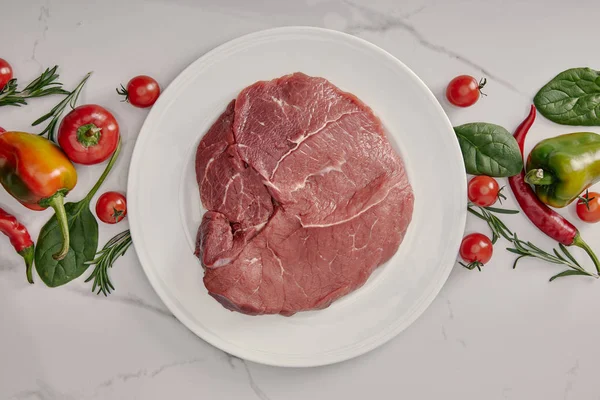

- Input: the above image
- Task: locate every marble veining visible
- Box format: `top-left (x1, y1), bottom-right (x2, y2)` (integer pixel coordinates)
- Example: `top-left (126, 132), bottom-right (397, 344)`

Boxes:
top-left (343, 1), bottom-right (528, 97)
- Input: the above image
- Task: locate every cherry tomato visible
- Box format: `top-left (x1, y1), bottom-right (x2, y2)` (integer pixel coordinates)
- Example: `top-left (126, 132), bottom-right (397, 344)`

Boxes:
top-left (0, 58), bottom-right (13, 90)
top-left (0, 127), bottom-right (5, 133)
top-left (459, 233), bottom-right (493, 270)
top-left (96, 192), bottom-right (127, 224)
top-left (118, 75), bottom-right (160, 108)
top-left (446, 75), bottom-right (486, 107)
top-left (576, 191), bottom-right (600, 223)
top-left (468, 176), bottom-right (501, 207)
top-left (57, 104), bottom-right (120, 165)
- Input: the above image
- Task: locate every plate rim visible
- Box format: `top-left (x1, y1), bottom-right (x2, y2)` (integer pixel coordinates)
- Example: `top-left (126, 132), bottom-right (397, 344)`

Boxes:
top-left (127, 26), bottom-right (466, 367)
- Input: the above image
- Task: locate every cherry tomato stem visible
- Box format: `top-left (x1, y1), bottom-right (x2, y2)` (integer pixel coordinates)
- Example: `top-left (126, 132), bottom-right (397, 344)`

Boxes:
top-left (96, 192), bottom-right (127, 224)
top-left (576, 191), bottom-right (600, 223)
top-left (117, 75), bottom-right (160, 108)
top-left (460, 233), bottom-right (493, 271)
top-left (468, 176), bottom-right (500, 207)
top-left (446, 75), bottom-right (486, 107)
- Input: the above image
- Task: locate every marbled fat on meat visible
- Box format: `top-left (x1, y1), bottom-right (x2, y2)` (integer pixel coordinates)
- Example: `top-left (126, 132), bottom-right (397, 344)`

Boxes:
top-left (195, 73), bottom-right (413, 315)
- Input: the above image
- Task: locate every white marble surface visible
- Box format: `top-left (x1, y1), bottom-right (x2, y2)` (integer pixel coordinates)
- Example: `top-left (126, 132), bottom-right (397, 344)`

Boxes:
top-left (1, 0), bottom-right (600, 398)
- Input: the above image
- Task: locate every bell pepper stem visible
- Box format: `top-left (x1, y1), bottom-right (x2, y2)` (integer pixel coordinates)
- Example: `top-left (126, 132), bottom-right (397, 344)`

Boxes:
top-left (572, 233), bottom-right (600, 274)
top-left (19, 246), bottom-right (35, 284)
top-left (524, 169), bottom-right (554, 185)
top-left (48, 194), bottom-right (70, 261)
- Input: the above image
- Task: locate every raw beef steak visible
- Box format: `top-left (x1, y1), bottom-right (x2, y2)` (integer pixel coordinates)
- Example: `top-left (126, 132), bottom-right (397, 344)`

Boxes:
top-left (195, 73), bottom-right (413, 316)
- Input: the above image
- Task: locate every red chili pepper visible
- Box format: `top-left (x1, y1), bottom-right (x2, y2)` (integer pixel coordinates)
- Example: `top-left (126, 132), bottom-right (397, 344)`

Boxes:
top-left (0, 207), bottom-right (34, 283)
top-left (508, 105), bottom-right (600, 273)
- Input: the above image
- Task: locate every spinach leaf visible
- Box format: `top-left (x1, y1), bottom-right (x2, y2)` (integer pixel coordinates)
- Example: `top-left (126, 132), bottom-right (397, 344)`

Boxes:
top-left (534, 68), bottom-right (600, 126)
top-left (35, 140), bottom-right (121, 287)
top-left (35, 201), bottom-right (98, 287)
top-left (454, 123), bottom-right (523, 177)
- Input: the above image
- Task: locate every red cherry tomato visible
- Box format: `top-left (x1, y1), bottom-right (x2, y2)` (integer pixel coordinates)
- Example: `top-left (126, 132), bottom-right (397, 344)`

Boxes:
top-left (96, 192), bottom-right (127, 224)
top-left (459, 233), bottom-right (493, 270)
top-left (446, 75), bottom-right (486, 107)
top-left (468, 176), bottom-right (500, 207)
top-left (0, 127), bottom-right (5, 133)
top-left (57, 104), bottom-right (120, 165)
top-left (0, 58), bottom-right (13, 90)
top-left (576, 191), bottom-right (600, 223)
top-left (118, 75), bottom-right (160, 108)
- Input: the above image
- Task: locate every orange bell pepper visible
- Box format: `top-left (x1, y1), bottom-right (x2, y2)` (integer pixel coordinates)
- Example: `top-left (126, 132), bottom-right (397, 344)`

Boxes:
top-left (0, 131), bottom-right (77, 260)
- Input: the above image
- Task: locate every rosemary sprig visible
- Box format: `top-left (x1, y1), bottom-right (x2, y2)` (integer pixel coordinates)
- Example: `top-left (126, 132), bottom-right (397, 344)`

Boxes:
top-left (465, 203), bottom-right (596, 281)
top-left (0, 66), bottom-right (70, 107)
top-left (33, 71), bottom-right (92, 142)
top-left (85, 230), bottom-right (133, 296)
top-left (467, 203), bottom-right (519, 244)
top-left (507, 234), bottom-right (599, 281)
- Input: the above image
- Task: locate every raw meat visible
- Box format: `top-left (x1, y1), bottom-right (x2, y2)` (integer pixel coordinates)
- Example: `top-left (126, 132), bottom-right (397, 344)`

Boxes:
top-left (195, 73), bottom-right (413, 316)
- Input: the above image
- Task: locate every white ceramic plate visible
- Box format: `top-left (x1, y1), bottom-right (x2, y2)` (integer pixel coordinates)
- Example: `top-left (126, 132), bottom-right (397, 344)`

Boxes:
top-left (128, 27), bottom-right (466, 367)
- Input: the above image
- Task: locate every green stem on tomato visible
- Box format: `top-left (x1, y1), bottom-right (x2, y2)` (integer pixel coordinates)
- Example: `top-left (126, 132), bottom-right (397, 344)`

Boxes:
top-left (76, 123), bottom-right (102, 147)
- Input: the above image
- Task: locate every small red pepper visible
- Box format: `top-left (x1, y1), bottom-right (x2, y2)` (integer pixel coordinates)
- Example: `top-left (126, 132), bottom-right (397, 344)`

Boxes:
top-left (0, 207), bottom-right (34, 283)
top-left (0, 131), bottom-right (77, 260)
top-left (508, 105), bottom-right (600, 273)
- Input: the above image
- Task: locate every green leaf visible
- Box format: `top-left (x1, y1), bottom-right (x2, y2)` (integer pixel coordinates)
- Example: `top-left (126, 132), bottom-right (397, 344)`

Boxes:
top-left (34, 139), bottom-right (121, 287)
top-left (559, 244), bottom-right (582, 268)
top-left (549, 269), bottom-right (590, 282)
top-left (534, 68), bottom-right (600, 126)
top-left (467, 206), bottom-right (485, 220)
top-left (483, 206), bottom-right (519, 214)
top-left (35, 202), bottom-right (98, 287)
top-left (454, 123), bottom-right (523, 177)
top-left (512, 255), bottom-right (527, 269)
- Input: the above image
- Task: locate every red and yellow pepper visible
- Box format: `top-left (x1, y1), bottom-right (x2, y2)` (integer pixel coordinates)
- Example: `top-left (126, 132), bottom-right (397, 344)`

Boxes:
top-left (0, 131), bottom-right (77, 260)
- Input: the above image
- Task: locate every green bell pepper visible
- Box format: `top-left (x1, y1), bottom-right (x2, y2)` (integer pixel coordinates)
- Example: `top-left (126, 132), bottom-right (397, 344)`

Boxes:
top-left (525, 132), bottom-right (600, 208)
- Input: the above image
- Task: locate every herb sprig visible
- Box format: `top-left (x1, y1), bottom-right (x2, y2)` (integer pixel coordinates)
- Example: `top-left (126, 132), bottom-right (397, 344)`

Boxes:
top-left (0, 66), bottom-right (69, 107)
top-left (33, 72), bottom-right (92, 142)
top-left (85, 230), bottom-right (132, 296)
top-left (467, 203), bottom-right (518, 244)
top-left (466, 203), bottom-right (599, 281)
top-left (507, 235), bottom-right (599, 281)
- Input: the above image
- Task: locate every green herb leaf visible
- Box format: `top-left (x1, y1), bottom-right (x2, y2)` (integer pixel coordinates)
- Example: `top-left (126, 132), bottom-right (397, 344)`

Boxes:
top-left (33, 72), bottom-right (92, 142)
top-left (34, 139), bottom-right (122, 287)
top-left (482, 206), bottom-right (520, 214)
top-left (467, 204), bottom-right (515, 243)
top-left (454, 123), bottom-right (523, 177)
top-left (34, 202), bottom-right (98, 287)
top-left (0, 66), bottom-right (70, 107)
top-left (506, 234), bottom-right (598, 280)
top-left (85, 230), bottom-right (133, 296)
top-left (549, 269), bottom-right (590, 282)
top-left (534, 68), bottom-right (600, 126)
